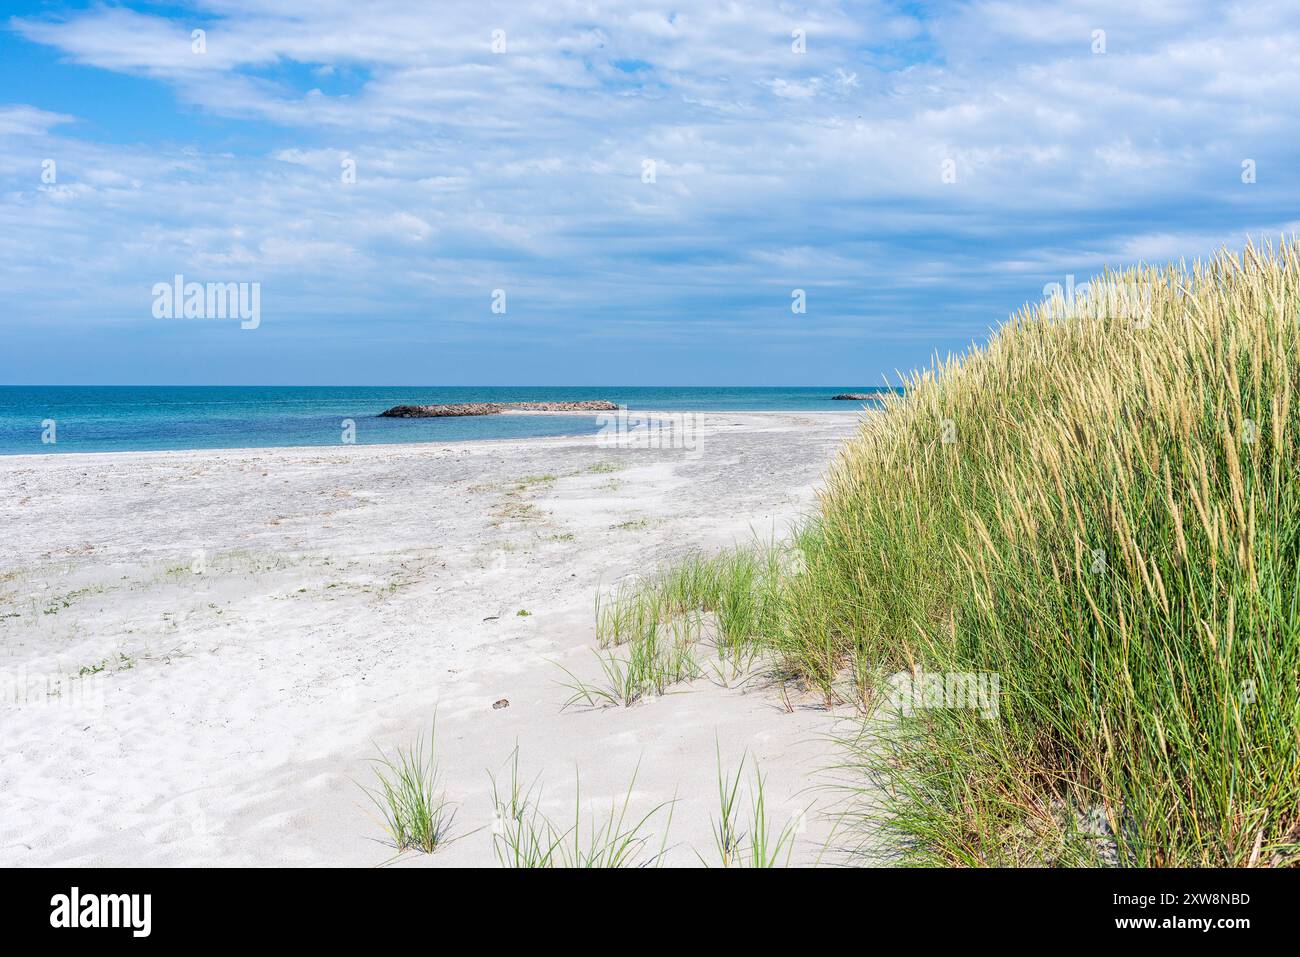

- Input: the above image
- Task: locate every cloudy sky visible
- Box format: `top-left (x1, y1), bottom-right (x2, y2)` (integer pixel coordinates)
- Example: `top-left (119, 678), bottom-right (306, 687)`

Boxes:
top-left (2, 1), bottom-right (1298, 385)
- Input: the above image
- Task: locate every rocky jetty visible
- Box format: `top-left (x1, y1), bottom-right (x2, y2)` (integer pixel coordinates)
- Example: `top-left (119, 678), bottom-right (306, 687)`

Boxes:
top-left (505, 401), bottom-right (619, 413)
top-left (381, 403), bottom-right (499, 417)
top-left (379, 400), bottom-right (618, 418)
top-left (831, 393), bottom-right (874, 400)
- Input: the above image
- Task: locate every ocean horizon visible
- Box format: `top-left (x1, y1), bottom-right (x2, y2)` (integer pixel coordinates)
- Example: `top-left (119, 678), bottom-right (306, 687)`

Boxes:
top-left (0, 385), bottom-right (892, 455)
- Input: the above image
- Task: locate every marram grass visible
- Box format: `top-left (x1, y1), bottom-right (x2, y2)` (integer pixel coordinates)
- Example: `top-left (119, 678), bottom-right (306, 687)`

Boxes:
top-left (702, 741), bottom-right (799, 868)
top-left (488, 748), bottom-right (675, 868)
top-left (363, 723), bottom-right (457, 856)
top-left (605, 241), bottom-right (1300, 866)
top-left (793, 242), bottom-right (1300, 866)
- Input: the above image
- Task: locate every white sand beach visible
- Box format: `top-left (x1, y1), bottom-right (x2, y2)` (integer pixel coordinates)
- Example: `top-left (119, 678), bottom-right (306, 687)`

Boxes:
top-left (0, 410), bottom-right (866, 867)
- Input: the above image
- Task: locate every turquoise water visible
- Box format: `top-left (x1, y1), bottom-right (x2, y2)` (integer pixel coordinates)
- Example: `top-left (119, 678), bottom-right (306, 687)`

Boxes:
top-left (0, 387), bottom-right (892, 455)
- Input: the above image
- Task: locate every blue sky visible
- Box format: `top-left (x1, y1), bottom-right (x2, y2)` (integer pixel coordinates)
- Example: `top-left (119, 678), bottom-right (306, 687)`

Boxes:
top-left (2, 0), bottom-right (1299, 386)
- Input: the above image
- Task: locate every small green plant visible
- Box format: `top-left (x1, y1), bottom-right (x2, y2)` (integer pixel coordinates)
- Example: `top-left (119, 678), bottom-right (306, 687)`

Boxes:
top-left (364, 722), bottom-right (456, 855)
top-left (516, 609), bottom-right (531, 617)
top-left (557, 765), bottom-right (675, 868)
top-left (611, 519), bottom-right (649, 530)
top-left (709, 741), bottom-right (746, 867)
top-left (489, 749), bottom-right (673, 867)
top-left (594, 579), bottom-right (659, 647)
top-left (489, 748), bottom-right (564, 868)
top-left (703, 745), bottom-right (799, 868)
top-left (745, 763), bottom-right (798, 868)
top-left (557, 618), bottom-right (702, 709)
top-left (73, 651), bottom-right (137, 678)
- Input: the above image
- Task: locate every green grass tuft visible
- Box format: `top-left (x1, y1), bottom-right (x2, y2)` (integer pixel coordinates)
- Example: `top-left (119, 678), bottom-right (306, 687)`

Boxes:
top-left (364, 722), bottom-right (457, 855)
top-left (703, 743), bottom-right (798, 867)
top-left (489, 748), bottom-right (674, 867)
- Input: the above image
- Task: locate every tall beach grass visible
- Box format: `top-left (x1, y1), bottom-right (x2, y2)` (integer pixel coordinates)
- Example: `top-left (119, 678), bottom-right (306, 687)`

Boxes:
top-left (604, 242), bottom-right (1300, 866)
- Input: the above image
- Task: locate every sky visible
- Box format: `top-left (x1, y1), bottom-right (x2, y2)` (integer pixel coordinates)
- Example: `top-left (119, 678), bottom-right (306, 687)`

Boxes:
top-left (2, 0), bottom-right (1299, 386)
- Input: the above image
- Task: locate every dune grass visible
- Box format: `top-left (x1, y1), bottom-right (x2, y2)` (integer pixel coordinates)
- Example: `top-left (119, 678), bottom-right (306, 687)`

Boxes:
top-left (364, 723), bottom-right (457, 855)
top-left (704, 743), bottom-right (799, 867)
top-left (602, 242), bottom-right (1300, 866)
top-left (488, 747), bottom-right (564, 867)
top-left (560, 551), bottom-right (794, 706)
top-left (488, 748), bottom-right (674, 867)
top-left (556, 628), bottom-right (703, 708)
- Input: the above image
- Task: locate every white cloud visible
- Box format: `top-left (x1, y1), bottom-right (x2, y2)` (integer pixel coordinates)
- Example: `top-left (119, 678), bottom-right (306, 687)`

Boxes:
top-left (3, 0), bottom-right (1300, 382)
top-left (0, 104), bottom-right (75, 137)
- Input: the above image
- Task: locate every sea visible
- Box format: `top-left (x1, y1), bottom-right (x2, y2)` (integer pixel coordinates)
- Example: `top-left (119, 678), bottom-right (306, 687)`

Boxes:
top-left (0, 386), bottom-right (893, 455)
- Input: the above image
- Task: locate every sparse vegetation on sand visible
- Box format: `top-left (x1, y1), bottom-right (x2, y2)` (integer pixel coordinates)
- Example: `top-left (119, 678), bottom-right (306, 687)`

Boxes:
top-left (556, 616), bottom-right (704, 708)
top-left (704, 743), bottom-right (799, 868)
top-left (601, 242), bottom-right (1300, 867)
top-left (488, 748), bottom-right (674, 868)
top-left (555, 552), bottom-right (792, 707)
top-left (363, 723), bottom-right (457, 856)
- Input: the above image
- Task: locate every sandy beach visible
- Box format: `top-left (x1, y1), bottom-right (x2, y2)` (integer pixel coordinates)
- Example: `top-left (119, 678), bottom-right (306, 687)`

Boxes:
top-left (0, 410), bottom-right (865, 867)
